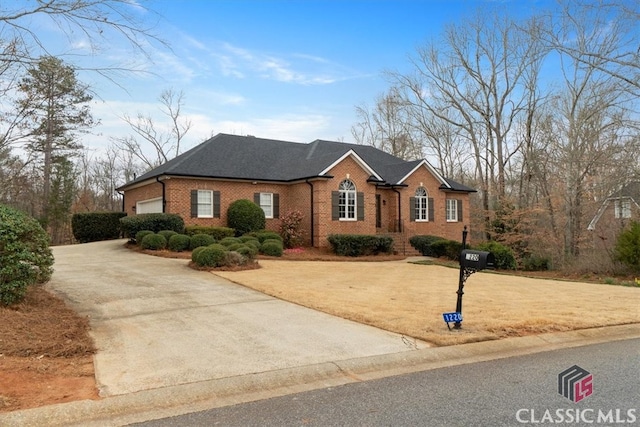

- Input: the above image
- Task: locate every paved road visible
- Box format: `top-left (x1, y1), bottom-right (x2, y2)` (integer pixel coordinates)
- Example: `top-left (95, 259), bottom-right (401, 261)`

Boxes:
top-left (131, 338), bottom-right (640, 427)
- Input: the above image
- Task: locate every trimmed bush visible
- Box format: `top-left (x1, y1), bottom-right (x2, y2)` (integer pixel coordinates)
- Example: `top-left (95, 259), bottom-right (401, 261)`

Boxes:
top-left (615, 221), bottom-right (640, 272)
top-left (189, 233), bottom-right (216, 250)
top-left (72, 211), bottom-right (126, 243)
top-left (168, 234), bottom-right (191, 252)
top-left (409, 235), bottom-right (446, 257)
top-left (135, 230), bottom-right (154, 245)
top-left (0, 204), bottom-right (54, 306)
top-left (227, 200), bottom-right (265, 236)
top-left (327, 234), bottom-right (394, 257)
top-left (235, 245), bottom-right (258, 259)
top-left (223, 251), bottom-right (247, 267)
top-left (158, 230), bottom-right (178, 240)
top-left (430, 239), bottom-right (462, 260)
top-left (220, 237), bottom-right (241, 247)
top-left (262, 238), bottom-right (284, 247)
top-left (474, 241), bottom-right (516, 270)
top-left (261, 240), bottom-right (284, 257)
top-left (191, 246), bottom-right (207, 262)
top-left (195, 245), bottom-right (228, 267)
top-left (140, 233), bottom-right (167, 250)
top-left (279, 210), bottom-right (305, 248)
top-left (247, 231), bottom-right (283, 243)
top-left (184, 226), bottom-right (235, 240)
top-left (120, 213), bottom-right (184, 239)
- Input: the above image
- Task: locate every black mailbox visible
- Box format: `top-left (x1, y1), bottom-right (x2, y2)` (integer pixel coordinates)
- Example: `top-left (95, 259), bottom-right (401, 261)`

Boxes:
top-left (460, 250), bottom-right (494, 271)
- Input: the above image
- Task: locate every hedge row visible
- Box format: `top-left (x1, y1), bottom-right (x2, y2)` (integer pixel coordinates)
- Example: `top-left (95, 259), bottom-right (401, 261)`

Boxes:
top-left (409, 234), bottom-right (516, 269)
top-left (72, 212), bottom-right (127, 243)
top-left (327, 234), bottom-right (394, 257)
top-left (120, 213), bottom-right (185, 239)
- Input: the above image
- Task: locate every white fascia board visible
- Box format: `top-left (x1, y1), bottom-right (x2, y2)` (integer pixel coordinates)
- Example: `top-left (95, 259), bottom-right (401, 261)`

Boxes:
top-left (319, 149), bottom-right (382, 181)
top-left (397, 159), bottom-right (449, 187)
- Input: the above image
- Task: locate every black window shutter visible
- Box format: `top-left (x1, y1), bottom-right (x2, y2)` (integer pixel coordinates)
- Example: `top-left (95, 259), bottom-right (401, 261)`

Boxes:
top-left (331, 191), bottom-right (339, 220)
top-left (357, 192), bottom-right (364, 221)
top-left (273, 193), bottom-right (279, 218)
top-left (409, 197), bottom-right (416, 221)
top-left (190, 190), bottom-right (198, 218)
top-left (213, 191), bottom-right (220, 218)
top-left (254, 193), bottom-right (260, 204)
top-left (428, 198), bottom-right (434, 221)
top-left (457, 199), bottom-right (463, 222)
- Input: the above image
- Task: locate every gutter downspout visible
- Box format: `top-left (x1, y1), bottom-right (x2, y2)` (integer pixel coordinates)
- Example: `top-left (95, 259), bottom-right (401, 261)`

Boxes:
top-left (156, 176), bottom-right (166, 213)
top-left (306, 179), bottom-right (314, 247)
top-left (116, 191), bottom-right (125, 213)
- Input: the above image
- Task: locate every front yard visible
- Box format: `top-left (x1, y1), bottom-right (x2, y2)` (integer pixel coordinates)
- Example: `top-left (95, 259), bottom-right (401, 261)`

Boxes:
top-left (214, 260), bottom-right (640, 346)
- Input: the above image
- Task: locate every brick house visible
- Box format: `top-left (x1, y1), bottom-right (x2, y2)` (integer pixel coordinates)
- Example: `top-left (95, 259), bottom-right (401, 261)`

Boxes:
top-left (117, 133), bottom-right (476, 250)
top-left (587, 182), bottom-right (640, 250)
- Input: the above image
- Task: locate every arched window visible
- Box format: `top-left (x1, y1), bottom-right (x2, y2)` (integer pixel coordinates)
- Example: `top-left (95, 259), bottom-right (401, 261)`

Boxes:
top-left (339, 179), bottom-right (356, 220)
top-left (415, 187), bottom-right (428, 221)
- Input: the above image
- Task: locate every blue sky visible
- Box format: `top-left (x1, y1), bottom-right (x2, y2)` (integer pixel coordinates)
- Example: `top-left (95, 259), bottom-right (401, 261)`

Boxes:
top-left (27, 0), bottom-right (554, 154)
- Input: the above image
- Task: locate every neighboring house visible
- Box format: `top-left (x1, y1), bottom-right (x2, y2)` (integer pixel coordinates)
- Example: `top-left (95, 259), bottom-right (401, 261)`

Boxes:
top-left (117, 133), bottom-right (476, 250)
top-left (587, 182), bottom-right (640, 249)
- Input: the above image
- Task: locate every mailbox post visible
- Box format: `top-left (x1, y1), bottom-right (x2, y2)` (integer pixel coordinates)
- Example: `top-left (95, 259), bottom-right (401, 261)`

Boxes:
top-left (452, 226), bottom-right (494, 329)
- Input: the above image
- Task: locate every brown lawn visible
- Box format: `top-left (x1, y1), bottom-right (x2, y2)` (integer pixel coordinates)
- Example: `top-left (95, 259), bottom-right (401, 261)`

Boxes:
top-left (214, 260), bottom-right (640, 346)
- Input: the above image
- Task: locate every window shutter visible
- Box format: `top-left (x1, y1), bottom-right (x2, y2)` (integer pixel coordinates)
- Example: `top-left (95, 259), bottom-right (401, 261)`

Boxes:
top-left (428, 198), bottom-right (434, 221)
top-left (273, 193), bottom-right (279, 219)
top-left (357, 192), bottom-right (364, 221)
top-left (190, 190), bottom-right (198, 218)
top-left (409, 197), bottom-right (416, 222)
top-left (457, 199), bottom-right (463, 222)
top-left (331, 191), bottom-right (339, 220)
top-left (213, 191), bottom-right (220, 218)
top-left (254, 193), bottom-right (260, 204)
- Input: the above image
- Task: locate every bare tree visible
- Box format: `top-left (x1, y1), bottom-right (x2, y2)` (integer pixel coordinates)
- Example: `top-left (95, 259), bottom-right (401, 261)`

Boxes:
top-left (111, 89), bottom-right (193, 171)
top-left (351, 86), bottom-right (421, 160)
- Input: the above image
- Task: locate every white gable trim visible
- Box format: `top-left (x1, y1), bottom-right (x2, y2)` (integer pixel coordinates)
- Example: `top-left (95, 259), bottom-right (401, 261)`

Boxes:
top-left (588, 196), bottom-right (640, 231)
top-left (319, 149), bottom-right (382, 181)
top-left (397, 159), bottom-right (449, 188)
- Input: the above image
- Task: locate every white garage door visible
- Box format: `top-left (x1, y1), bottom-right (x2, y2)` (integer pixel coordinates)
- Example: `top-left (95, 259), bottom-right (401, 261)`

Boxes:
top-left (136, 198), bottom-right (163, 214)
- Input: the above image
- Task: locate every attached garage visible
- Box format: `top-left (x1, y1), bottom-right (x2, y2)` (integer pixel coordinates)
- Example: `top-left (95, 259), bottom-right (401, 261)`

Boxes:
top-left (136, 197), bottom-right (163, 214)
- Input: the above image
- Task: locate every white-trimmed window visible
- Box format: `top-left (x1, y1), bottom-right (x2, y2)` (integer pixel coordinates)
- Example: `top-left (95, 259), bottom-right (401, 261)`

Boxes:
top-left (415, 187), bottom-right (429, 221)
top-left (259, 192), bottom-right (274, 219)
top-left (446, 199), bottom-right (458, 222)
top-left (339, 179), bottom-right (356, 220)
top-left (615, 199), bottom-right (631, 219)
top-left (196, 190), bottom-right (213, 217)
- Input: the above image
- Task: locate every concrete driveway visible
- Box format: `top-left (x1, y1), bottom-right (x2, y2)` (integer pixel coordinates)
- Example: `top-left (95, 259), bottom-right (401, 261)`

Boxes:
top-left (48, 240), bottom-right (426, 397)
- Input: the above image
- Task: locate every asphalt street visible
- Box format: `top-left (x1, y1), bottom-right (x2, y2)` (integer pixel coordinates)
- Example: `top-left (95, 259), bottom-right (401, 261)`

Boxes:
top-left (131, 338), bottom-right (640, 427)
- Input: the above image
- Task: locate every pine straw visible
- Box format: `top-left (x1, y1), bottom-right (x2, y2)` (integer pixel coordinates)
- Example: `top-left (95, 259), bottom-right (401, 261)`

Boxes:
top-left (0, 286), bottom-right (96, 357)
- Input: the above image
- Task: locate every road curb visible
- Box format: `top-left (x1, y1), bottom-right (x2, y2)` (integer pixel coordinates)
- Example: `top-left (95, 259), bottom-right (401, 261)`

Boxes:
top-left (1, 324), bottom-right (638, 427)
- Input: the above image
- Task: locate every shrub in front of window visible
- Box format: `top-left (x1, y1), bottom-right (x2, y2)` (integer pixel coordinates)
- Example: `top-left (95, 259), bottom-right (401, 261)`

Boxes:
top-left (327, 234), bottom-right (394, 257)
top-left (120, 213), bottom-right (184, 239)
top-left (227, 199), bottom-right (266, 236)
top-left (195, 245), bottom-right (228, 267)
top-left (409, 235), bottom-right (446, 257)
top-left (72, 211), bottom-right (126, 243)
top-left (135, 230), bottom-right (154, 245)
top-left (0, 204), bottom-right (54, 306)
top-left (279, 210), bottom-right (305, 248)
top-left (614, 221), bottom-right (640, 272)
top-left (189, 233), bottom-right (215, 250)
top-left (260, 240), bottom-right (283, 257)
top-left (140, 233), bottom-right (167, 250)
top-left (168, 234), bottom-right (191, 252)
top-left (184, 225), bottom-right (235, 240)
top-left (474, 241), bottom-right (515, 270)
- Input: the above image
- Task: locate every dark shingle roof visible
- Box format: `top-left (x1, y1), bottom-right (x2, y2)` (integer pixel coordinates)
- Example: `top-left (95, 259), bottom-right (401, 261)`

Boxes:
top-left (118, 133), bottom-right (475, 192)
